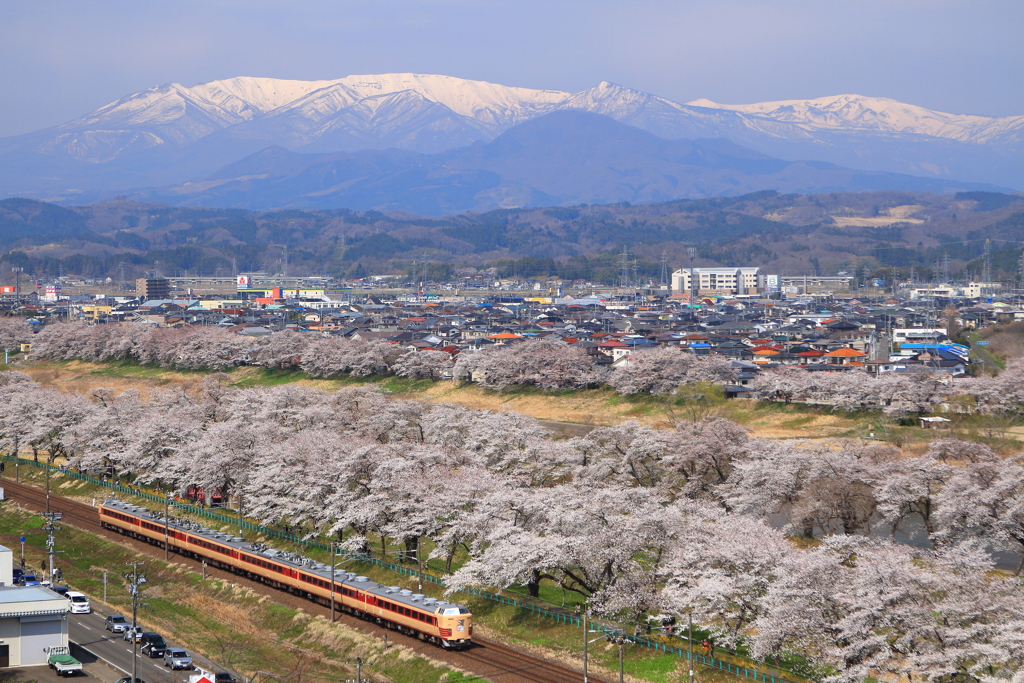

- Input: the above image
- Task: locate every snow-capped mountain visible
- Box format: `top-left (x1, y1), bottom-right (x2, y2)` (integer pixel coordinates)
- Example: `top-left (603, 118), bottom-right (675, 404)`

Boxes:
top-left (688, 94), bottom-right (1024, 146)
top-left (1, 74), bottom-right (1021, 199)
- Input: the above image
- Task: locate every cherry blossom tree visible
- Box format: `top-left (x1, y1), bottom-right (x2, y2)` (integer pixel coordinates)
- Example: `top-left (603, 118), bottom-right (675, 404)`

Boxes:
top-left (456, 338), bottom-right (604, 391)
top-left (391, 349), bottom-right (454, 380)
top-left (0, 316), bottom-right (34, 353)
top-left (609, 346), bottom-right (735, 395)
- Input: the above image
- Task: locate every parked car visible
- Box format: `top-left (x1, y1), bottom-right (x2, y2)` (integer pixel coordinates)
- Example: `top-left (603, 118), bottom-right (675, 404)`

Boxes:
top-left (50, 585), bottom-right (70, 597)
top-left (139, 633), bottom-right (167, 658)
top-left (18, 574), bottom-right (39, 586)
top-left (66, 591), bottom-right (91, 614)
top-left (115, 677), bottom-right (145, 683)
top-left (104, 615), bottom-right (129, 633)
top-left (123, 626), bottom-right (143, 643)
top-left (12, 567), bottom-right (24, 583)
top-left (163, 649), bottom-right (193, 670)
top-left (214, 674), bottom-right (236, 683)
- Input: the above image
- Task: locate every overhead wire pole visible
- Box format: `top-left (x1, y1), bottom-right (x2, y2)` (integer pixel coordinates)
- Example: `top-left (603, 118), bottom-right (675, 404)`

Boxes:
top-left (688, 247), bottom-right (697, 306)
top-left (163, 489), bottom-right (170, 561)
top-left (125, 562), bottom-right (146, 683)
top-left (42, 512), bottom-right (63, 585)
top-left (330, 543), bottom-right (336, 623)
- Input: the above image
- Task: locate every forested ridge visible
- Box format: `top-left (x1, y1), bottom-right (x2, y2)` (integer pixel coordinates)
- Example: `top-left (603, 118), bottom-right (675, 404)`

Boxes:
top-left (1, 190), bottom-right (1022, 283)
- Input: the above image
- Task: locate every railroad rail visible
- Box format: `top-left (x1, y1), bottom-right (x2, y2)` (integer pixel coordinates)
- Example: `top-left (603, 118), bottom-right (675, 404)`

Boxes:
top-left (1, 478), bottom-right (608, 683)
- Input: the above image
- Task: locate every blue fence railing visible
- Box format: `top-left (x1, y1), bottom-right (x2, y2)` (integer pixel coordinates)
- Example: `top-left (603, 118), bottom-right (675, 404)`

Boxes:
top-left (2, 455), bottom-right (801, 683)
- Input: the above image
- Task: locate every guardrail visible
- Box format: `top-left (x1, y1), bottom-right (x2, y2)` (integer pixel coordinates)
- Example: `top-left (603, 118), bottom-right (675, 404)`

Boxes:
top-left (2, 455), bottom-right (803, 683)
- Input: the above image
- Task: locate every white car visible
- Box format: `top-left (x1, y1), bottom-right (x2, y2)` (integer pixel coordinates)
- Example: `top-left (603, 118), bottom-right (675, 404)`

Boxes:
top-left (66, 591), bottom-right (91, 614)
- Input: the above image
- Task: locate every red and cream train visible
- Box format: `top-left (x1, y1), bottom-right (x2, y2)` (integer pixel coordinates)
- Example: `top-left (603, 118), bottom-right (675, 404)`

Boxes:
top-left (98, 498), bottom-right (472, 649)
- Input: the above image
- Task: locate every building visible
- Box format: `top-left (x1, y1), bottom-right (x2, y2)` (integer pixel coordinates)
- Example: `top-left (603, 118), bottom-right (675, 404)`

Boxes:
top-left (778, 275), bottom-right (853, 294)
top-left (672, 268), bottom-right (763, 296)
top-left (0, 545), bottom-right (70, 668)
top-left (135, 278), bottom-right (171, 300)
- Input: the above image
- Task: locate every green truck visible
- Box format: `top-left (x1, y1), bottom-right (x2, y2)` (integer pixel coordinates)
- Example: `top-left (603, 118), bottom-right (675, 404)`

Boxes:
top-left (47, 646), bottom-right (83, 676)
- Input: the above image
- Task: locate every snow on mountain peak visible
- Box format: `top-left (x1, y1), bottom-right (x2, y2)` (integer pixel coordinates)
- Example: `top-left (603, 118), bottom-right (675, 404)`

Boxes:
top-left (190, 77), bottom-right (344, 114)
top-left (685, 94), bottom-right (1024, 143)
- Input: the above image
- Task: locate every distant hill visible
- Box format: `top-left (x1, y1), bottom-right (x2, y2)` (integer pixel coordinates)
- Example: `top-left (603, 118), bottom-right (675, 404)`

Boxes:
top-left (1, 190), bottom-right (1023, 286)
top-left (125, 111), bottom-right (1003, 215)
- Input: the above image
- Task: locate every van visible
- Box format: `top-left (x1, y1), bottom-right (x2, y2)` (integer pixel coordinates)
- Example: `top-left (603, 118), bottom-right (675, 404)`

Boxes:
top-left (67, 591), bottom-right (91, 613)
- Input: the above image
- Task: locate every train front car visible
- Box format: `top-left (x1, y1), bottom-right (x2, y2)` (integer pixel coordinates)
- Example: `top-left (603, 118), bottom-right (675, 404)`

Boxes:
top-left (435, 602), bottom-right (472, 649)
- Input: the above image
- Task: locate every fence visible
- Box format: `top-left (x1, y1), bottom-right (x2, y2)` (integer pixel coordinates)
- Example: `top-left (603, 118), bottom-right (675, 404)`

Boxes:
top-left (2, 455), bottom-right (801, 683)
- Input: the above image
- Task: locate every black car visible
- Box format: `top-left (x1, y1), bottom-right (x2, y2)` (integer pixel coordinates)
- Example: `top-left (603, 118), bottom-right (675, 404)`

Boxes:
top-left (215, 674), bottom-right (236, 683)
top-left (139, 633), bottom-right (167, 658)
top-left (115, 677), bottom-right (145, 683)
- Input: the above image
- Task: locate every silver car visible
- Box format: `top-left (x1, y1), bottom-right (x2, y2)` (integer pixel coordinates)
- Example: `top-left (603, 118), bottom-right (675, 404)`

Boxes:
top-left (163, 649), bottom-right (192, 670)
top-left (105, 615), bottom-right (129, 633)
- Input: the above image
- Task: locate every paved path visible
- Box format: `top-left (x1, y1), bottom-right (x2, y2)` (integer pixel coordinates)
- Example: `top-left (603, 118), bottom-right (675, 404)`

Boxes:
top-left (965, 333), bottom-right (1002, 372)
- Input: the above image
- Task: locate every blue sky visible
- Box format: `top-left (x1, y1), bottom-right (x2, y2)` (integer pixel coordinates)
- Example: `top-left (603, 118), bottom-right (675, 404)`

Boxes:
top-left (2, 0), bottom-right (1022, 137)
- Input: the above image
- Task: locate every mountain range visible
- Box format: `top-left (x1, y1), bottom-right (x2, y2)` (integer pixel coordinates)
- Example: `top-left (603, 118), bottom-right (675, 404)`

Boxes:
top-left (1, 74), bottom-right (1021, 207)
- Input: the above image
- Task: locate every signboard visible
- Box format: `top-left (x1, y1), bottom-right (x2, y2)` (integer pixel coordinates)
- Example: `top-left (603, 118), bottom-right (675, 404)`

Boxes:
top-left (976, 340), bottom-right (989, 346)
top-left (236, 275), bottom-right (253, 289)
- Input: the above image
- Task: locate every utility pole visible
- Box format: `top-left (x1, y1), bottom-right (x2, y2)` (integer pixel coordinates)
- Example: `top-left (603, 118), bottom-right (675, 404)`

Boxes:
top-left (163, 490), bottom-right (170, 561)
top-left (125, 562), bottom-right (147, 683)
top-left (583, 610), bottom-right (589, 683)
top-left (11, 267), bottom-right (23, 302)
top-left (688, 613), bottom-right (694, 683)
top-left (982, 239), bottom-right (992, 288)
top-left (330, 543), bottom-right (336, 623)
top-left (416, 539), bottom-right (422, 594)
top-left (687, 247), bottom-right (697, 306)
top-left (42, 513), bottom-right (63, 585)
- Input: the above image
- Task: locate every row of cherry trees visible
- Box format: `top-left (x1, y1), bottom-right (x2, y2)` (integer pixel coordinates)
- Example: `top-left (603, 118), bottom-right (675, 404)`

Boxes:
top-left (19, 320), bottom-right (1024, 413)
top-left (1, 370), bottom-right (1022, 681)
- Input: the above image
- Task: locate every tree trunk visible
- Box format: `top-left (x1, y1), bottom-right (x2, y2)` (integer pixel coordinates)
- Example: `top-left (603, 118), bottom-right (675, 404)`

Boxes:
top-left (404, 536), bottom-right (419, 564)
top-left (527, 569), bottom-right (541, 598)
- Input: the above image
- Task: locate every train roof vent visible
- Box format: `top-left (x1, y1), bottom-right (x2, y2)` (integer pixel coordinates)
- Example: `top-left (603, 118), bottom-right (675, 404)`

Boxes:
top-left (411, 593), bottom-right (424, 602)
top-left (386, 586), bottom-right (398, 594)
top-left (354, 576), bottom-right (369, 583)
top-left (345, 572), bottom-right (357, 580)
top-left (400, 589), bottom-right (413, 597)
top-left (423, 598), bottom-right (437, 605)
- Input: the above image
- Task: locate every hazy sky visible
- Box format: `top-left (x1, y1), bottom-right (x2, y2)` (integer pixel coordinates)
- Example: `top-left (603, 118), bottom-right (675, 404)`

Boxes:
top-left (2, 0), bottom-right (1022, 137)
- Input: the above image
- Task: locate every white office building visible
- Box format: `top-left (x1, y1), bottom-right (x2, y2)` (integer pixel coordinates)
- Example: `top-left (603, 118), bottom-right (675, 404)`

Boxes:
top-left (672, 267), bottom-right (763, 296)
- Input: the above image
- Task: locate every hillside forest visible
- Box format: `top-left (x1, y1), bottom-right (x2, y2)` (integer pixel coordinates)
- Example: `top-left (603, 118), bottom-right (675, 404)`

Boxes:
top-left (1, 190), bottom-right (1023, 285)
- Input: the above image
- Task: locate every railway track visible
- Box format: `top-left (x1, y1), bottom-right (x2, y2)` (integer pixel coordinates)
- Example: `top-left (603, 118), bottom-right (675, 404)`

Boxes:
top-left (2, 479), bottom-right (608, 683)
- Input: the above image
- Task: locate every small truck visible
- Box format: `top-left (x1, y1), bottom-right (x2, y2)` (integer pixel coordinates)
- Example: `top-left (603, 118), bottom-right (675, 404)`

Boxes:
top-left (47, 646), bottom-right (83, 676)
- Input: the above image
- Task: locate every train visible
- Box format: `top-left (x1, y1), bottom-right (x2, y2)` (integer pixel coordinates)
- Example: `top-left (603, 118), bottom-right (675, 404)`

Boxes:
top-left (98, 497), bottom-right (472, 649)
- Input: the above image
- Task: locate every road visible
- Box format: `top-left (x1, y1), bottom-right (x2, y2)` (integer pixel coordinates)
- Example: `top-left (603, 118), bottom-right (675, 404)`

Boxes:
top-left (965, 332), bottom-right (1002, 372)
top-left (69, 609), bottom-right (223, 683)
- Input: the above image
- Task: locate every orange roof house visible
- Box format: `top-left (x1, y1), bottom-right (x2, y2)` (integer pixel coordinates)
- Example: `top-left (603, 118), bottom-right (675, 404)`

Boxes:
top-left (823, 347), bottom-right (867, 365)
